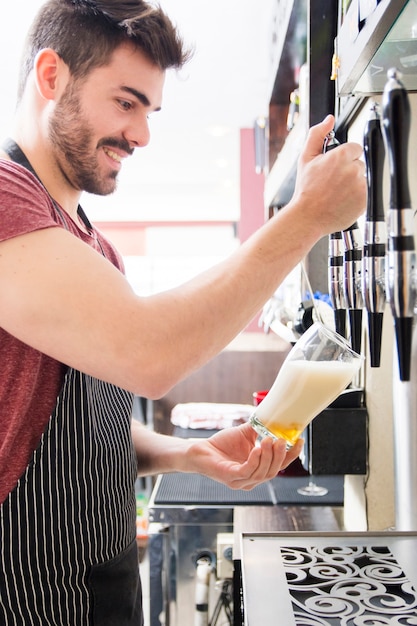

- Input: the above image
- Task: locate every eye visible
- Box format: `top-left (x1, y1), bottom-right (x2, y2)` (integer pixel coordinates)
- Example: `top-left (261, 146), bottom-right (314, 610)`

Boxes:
top-left (118, 99), bottom-right (133, 111)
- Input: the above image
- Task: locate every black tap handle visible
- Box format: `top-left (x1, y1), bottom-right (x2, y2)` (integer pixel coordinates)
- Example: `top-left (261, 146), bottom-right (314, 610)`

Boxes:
top-left (344, 221), bottom-right (360, 232)
top-left (382, 68), bottom-right (415, 381)
top-left (382, 68), bottom-right (411, 210)
top-left (362, 103), bottom-right (387, 368)
top-left (364, 105), bottom-right (385, 222)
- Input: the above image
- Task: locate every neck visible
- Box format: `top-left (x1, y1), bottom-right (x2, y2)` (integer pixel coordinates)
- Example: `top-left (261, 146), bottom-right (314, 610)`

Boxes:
top-left (10, 74), bottom-right (85, 225)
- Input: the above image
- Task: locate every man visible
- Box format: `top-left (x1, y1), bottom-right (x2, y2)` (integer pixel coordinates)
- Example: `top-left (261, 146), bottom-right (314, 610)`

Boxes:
top-left (0, 0), bottom-right (366, 623)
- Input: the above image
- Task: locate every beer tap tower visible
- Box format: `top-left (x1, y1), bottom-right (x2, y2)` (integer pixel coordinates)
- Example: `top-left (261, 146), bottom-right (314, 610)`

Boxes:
top-left (325, 69), bottom-right (417, 529)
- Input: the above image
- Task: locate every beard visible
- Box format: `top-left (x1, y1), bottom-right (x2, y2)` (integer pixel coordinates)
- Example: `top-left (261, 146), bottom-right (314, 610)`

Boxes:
top-left (48, 82), bottom-right (132, 196)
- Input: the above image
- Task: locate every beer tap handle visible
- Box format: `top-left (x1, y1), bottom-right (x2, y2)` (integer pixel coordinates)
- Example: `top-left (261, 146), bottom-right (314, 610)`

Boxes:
top-left (325, 132), bottom-right (347, 337)
top-left (362, 102), bottom-right (386, 367)
top-left (324, 131), bottom-right (363, 353)
top-left (383, 69), bottom-right (411, 209)
top-left (364, 104), bottom-right (386, 222)
top-left (382, 68), bottom-right (416, 381)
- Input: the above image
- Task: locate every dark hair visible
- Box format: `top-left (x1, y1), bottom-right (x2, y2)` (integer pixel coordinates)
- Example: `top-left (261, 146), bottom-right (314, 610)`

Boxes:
top-left (17, 0), bottom-right (191, 100)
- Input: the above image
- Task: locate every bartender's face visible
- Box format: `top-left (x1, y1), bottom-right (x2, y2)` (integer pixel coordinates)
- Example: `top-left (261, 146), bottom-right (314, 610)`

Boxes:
top-left (48, 43), bottom-right (164, 196)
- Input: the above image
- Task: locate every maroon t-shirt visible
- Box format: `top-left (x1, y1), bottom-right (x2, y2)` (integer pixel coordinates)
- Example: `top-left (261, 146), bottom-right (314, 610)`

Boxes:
top-left (0, 159), bottom-right (125, 503)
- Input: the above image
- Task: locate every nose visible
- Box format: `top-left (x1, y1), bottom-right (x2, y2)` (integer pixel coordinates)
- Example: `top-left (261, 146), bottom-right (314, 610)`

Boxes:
top-left (125, 114), bottom-right (151, 149)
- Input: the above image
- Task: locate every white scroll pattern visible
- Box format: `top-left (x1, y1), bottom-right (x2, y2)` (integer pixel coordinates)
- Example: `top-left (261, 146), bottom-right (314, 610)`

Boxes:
top-left (280, 545), bottom-right (417, 625)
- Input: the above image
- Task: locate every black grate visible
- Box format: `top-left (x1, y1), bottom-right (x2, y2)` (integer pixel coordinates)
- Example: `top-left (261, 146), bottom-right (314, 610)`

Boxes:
top-left (152, 473), bottom-right (344, 506)
top-left (153, 472), bottom-right (273, 505)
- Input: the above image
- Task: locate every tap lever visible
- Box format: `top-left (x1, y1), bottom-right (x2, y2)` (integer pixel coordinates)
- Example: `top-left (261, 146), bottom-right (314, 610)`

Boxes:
top-left (364, 103), bottom-right (386, 222)
top-left (382, 68), bottom-right (416, 381)
top-left (323, 130), bottom-right (339, 153)
top-left (363, 101), bottom-right (386, 367)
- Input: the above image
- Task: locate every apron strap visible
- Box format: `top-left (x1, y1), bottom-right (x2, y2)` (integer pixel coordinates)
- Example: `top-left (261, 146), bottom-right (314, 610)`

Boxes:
top-left (2, 138), bottom-right (96, 236)
top-left (2, 138), bottom-right (36, 176)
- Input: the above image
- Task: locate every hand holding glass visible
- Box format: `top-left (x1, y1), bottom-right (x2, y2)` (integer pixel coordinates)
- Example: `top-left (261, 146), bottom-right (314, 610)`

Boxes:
top-left (249, 322), bottom-right (363, 445)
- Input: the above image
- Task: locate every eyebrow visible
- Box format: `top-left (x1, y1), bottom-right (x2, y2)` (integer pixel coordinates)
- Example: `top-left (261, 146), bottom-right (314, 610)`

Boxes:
top-left (120, 86), bottom-right (161, 112)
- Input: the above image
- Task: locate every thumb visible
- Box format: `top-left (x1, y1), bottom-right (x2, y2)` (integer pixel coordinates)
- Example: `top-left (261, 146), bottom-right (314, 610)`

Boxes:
top-left (300, 114), bottom-right (335, 163)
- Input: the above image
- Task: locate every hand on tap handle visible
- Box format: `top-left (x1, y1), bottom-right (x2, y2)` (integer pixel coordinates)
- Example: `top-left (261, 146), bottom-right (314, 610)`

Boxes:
top-left (382, 68), bottom-right (416, 381)
top-left (362, 103), bottom-right (386, 368)
top-left (324, 131), bottom-right (363, 354)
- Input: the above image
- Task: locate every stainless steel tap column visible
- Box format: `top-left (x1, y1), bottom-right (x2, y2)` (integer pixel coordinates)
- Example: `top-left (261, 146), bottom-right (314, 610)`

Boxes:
top-left (362, 103), bottom-right (386, 367)
top-left (343, 221), bottom-right (364, 355)
top-left (382, 68), bottom-right (416, 381)
top-left (326, 132), bottom-right (346, 336)
top-left (328, 231), bottom-right (347, 337)
top-left (382, 68), bottom-right (417, 531)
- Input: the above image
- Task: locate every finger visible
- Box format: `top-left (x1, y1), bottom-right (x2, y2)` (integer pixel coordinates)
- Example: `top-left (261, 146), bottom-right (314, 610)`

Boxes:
top-left (280, 438), bottom-right (304, 470)
top-left (263, 436), bottom-right (288, 475)
top-left (338, 141), bottom-right (364, 162)
top-left (299, 114), bottom-right (334, 163)
top-left (323, 140), bottom-right (364, 167)
top-left (233, 436), bottom-right (288, 488)
top-left (257, 436), bottom-right (303, 480)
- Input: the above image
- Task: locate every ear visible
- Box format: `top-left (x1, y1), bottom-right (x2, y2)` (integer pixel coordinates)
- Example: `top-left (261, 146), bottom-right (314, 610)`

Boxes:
top-left (33, 48), bottom-right (69, 101)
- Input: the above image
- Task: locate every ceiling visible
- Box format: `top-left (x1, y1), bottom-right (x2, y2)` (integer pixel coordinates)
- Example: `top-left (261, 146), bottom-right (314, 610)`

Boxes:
top-left (0, 0), bottom-right (276, 223)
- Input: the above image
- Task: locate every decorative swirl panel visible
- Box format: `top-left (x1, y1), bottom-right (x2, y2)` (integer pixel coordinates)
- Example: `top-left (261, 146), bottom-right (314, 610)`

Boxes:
top-left (281, 545), bottom-right (417, 624)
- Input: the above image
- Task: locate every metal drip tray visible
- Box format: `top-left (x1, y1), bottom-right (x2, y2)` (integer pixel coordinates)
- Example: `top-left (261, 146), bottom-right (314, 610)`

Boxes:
top-left (240, 531), bottom-right (417, 625)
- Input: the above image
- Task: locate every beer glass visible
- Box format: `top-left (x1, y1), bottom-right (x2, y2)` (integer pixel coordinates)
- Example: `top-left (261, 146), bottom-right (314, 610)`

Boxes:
top-left (249, 322), bottom-right (363, 446)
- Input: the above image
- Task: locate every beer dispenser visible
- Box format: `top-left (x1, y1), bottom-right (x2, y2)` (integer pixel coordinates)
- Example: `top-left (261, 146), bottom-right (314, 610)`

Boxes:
top-left (362, 103), bottom-right (386, 368)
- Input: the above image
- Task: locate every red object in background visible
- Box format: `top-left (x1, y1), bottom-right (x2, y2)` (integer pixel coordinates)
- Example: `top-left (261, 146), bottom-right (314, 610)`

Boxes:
top-left (252, 389), bottom-right (309, 477)
top-left (252, 390), bottom-right (269, 406)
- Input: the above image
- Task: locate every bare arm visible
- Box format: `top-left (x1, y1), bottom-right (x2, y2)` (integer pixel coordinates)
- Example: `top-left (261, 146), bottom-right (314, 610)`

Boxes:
top-left (131, 420), bottom-right (304, 490)
top-left (0, 116), bottom-right (366, 397)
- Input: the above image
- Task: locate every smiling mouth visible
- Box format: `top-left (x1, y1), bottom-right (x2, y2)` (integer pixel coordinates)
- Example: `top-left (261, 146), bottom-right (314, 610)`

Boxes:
top-left (103, 147), bottom-right (123, 163)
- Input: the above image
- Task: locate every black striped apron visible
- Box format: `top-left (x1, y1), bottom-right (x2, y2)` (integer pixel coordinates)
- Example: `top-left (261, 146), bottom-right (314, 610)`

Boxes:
top-left (0, 368), bottom-right (142, 625)
top-left (0, 142), bottom-right (143, 625)
top-left (0, 369), bottom-right (143, 626)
